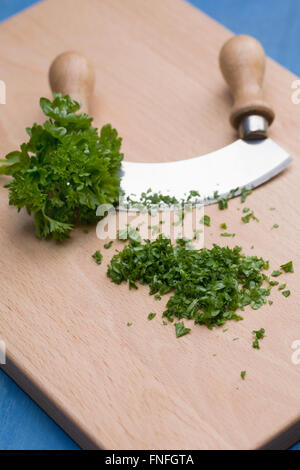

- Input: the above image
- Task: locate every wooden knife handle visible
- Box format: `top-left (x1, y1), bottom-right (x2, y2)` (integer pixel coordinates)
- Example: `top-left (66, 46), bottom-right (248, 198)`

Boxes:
top-left (49, 51), bottom-right (95, 114)
top-left (219, 35), bottom-right (274, 130)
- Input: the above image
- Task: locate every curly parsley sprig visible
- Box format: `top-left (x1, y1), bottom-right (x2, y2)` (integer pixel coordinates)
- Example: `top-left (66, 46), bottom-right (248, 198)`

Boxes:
top-left (0, 93), bottom-right (123, 240)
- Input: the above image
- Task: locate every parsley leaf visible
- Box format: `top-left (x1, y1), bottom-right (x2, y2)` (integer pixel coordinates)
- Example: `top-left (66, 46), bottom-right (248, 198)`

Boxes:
top-left (220, 232), bottom-right (235, 237)
top-left (148, 312), bottom-right (156, 320)
top-left (271, 270), bottom-right (282, 277)
top-left (104, 241), bottom-right (113, 249)
top-left (175, 321), bottom-right (191, 338)
top-left (280, 261), bottom-right (294, 273)
top-left (253, 328), bottom-right (265, 340)
top-left (118, 226), bottom-right (141, 244)
top-left (200, 215), bottom-right (210, 227)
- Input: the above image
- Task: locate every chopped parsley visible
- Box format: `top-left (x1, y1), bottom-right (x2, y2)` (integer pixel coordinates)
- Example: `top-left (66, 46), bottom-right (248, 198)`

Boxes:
top-left (104, 241), bottom-right (113, 249)
top-left (193, 229), bottom-right (203, 240)
top-left (220, 232), bottom-right (235, 237)
top-left (278, 283), bottom-right (286, 291)
top-left (280, 261), bottom-right (294, 273)
top-left (148, 312), bottom-right (156, 320)
top-left (200, 215), bottom-right (210, 226)
top-left (253, 328), bottom-right (265, 340)
top-left (107, 235), bottom-right (272, 331)
top-left (175, 321), bottom-right (191, 338)
top-left (241, 187), bottom-right (252, 203)
top-left (218, 198), bottom-right (228, 210)
top-left (241, 211), bottom-right (259, 224)
top-left (252, 328), bottom-right (265, 349)
top-left (92, 250), bottom-right (103, 265)
top-left (220, 223), bottom-right (227, 229)
top-left (282, 290), bottom-right (291, 297)
top-left (241, 370), bottom-right (246, 380)
top-left (271, 270), bottom-right (282, 277)
top-left (272, 224), bottom-right (279, 229)
top-left (118, 226), bottom-right (141, 244)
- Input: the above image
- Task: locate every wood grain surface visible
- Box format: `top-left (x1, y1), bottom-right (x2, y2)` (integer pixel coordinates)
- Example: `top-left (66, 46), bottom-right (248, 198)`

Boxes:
top-left (0, 0), bottom-right (300, 450)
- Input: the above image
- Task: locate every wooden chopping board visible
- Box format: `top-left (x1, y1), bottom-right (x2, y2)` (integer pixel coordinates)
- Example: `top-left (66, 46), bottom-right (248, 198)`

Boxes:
top-left (0, 0), bottom-right (300, 450)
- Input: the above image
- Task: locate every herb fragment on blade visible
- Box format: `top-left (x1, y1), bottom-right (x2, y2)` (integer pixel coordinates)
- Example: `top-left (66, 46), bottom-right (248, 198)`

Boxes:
top-left (218, 198), bottom-right (228, 210)
top-left (240, 187), bottom-right (252, 203)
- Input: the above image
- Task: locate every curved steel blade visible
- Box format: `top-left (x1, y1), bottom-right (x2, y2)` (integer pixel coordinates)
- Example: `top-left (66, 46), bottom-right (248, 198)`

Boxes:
top-left (119, 138), bottom-right (291, 209)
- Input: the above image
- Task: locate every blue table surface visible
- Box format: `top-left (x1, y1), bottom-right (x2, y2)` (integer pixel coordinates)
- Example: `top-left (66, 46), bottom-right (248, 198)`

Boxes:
top-left (0, 0), bottom-right (299, 451)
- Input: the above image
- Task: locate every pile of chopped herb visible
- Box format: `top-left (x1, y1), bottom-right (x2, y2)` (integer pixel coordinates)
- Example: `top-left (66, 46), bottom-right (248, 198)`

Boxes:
top-left (120, 186), bottom-right (253, 212)
top-left (107, 234), bottom-right (272, 330)
top-left (0, 93), bottom-right (123, 240)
